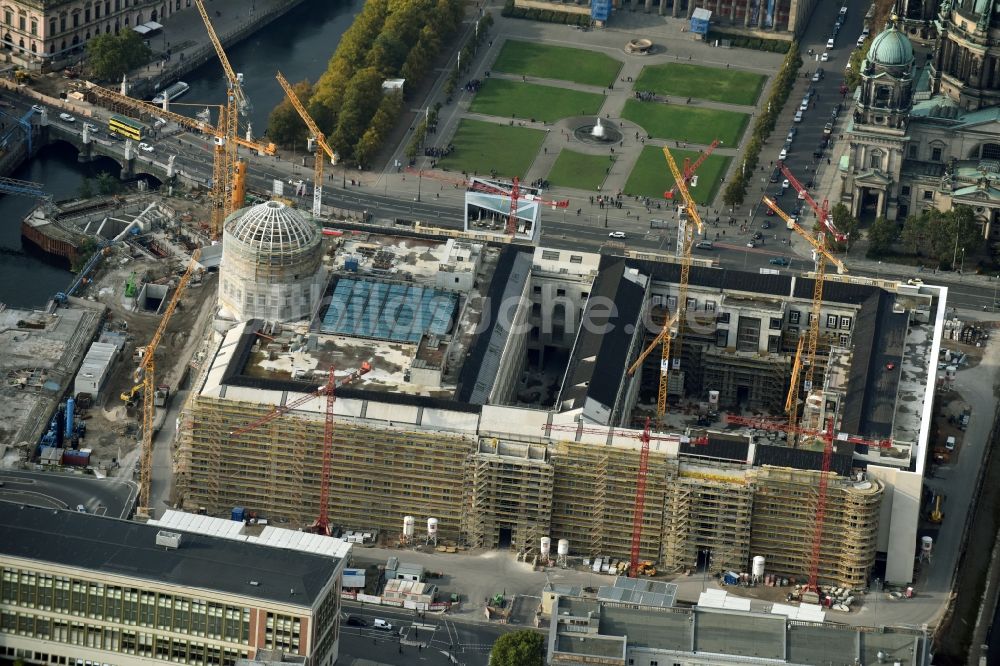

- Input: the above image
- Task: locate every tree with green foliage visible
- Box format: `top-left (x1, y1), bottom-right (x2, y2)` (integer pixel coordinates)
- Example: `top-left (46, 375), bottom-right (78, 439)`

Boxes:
top-left (489, 630), bottom-right (545, 666)
top-left (95, 171), bottom-right (120, 195)
top-left (85, 31), bottom-right (152, 81)
top-left (900, 213), bottom-right (927, 255)
top-left (866, 216), bottom-right (896, 258)
top-left (844, 38), bottom-right (872, 91)
top-left (722, 178), bottom-right (745, 208)
top-left (266, 79), bottom-right (315, 149)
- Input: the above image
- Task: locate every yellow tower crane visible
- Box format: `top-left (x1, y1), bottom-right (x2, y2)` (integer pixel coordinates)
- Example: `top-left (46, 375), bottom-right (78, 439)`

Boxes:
top-left (627, 311), bottom-right (680, 421)
top-left (785, 336), bottom-right (805, 416)
top-left (275, 71), bottom-right (336, 219)
top-left (650, 146), bottom-right (704, 421)
top-left (82, 84), bottom-right (275, 236)
top-left (193, 0), bottom-right (248, 238)
top-left (761, 195), bottom-right (846, 434)
top-left (135, 248), bottom-right (202, 519)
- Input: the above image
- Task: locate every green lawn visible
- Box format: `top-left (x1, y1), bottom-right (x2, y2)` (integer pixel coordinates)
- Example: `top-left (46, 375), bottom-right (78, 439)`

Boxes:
top-left (491, 40), bottom-right (622, 87)
top-left (633, 63), bottom-right (766, 105)
top-left (546, 150), bottom-right (613, 191)
top-left (436, 119), bottom-right (546, 179)
top-left (621, 99), bottom-right (748, 146)
top-left (623, 145), bottom-right (732, 205)
top-left (469, 79), bottom-right (605, 123)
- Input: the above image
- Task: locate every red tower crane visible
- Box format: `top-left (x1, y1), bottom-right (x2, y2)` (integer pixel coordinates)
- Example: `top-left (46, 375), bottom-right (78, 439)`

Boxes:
top-left (777, 163), bottom-right (846, 243)
top-left (664, 139), bottom-right (720, 199)
top-left (544, 420), bottom-right (707, 576)
top-left (726, 414), bottom-right (891, 591)
top-left (229, 360), bottom-right (373, 535)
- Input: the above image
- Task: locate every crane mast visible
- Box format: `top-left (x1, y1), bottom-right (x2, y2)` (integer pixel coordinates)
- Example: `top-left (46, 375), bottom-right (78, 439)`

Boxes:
top-left (137, 249), bottom-right (202, 517)
top-left (276, 71), bottom-right (337, 219)
top-left (660, 147), bottom-right (705, 420)
top-left (194, 0), bottom-right (247, 238)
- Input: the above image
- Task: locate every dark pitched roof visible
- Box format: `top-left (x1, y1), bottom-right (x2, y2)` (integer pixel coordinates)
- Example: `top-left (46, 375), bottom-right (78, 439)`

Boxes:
top-left (793, 277), bottom-right (879, 305)
top-left (0, 503), bottom-right (339, 606)
top-left (618, 255), bottom-right (793, 297)
top-left (456, 245), bottom-right (527, 403)
top-left (840, 290), bottom-right (906, 438)
top-left (681, 435), bottom-right (750, 463)
top-left (561, 259), bottom-right (645, 410)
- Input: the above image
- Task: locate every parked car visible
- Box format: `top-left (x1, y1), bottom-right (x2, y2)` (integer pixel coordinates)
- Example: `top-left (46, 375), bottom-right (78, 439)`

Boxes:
top-left (608, 231), bottom-right (626, 239)
top-left (345, 616), bottom-right (367, 627)
top-left (824, 122), bottom-right (834, 135)
top-left (826, 38), bottom-right (835, 49)
top-left (812, 70), bottom-right (823, 82)
top-left (746, 240), bottom-right (756, 248)
top-left (58, 112), bottom-right (76, 122)
top-left (793, 111), bottom-right (804, 123)
top-left (781, 179), bottom-right (790, 190)
top-left (769, 257), bottom-right (791, 266)
top-left (779, 149), bottom-right (788, 161)
top-left (945, 436), bottom-right (956, 451)
top-left (695, 240), bottom-right (714, 249)
top-left (762, 220), bottom-right (772, 228)
top-left (752, 231), bottom-right (764, 240)
top-left (821, 52), bottom-right (830, 62)
top-left (800, 99), bottom-right (809, 112)
top-left (765, 208), bottom-right (776, 217)
top-left (769, 170), bottom-right (781, 183)
top-left (76, 504), bottom-right (86, 513)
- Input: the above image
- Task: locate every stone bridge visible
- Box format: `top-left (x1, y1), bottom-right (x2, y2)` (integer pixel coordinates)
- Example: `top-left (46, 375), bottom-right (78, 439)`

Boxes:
top-left (43, 121), bottom-right (206, 189)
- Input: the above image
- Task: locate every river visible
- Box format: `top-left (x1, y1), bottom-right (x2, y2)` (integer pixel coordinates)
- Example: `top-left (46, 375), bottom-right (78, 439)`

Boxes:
top-left (0, 0), bottom-right (360, 309)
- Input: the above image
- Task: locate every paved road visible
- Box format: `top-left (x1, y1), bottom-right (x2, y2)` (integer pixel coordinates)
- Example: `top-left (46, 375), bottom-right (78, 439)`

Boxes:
top-left (339, 605), bottom-right (515, 666)
top-left (0, 469), bottom-right (136, 517)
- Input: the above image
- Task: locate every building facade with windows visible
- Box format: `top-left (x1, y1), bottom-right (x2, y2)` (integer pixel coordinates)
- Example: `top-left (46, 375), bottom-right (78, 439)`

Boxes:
top-left (843, 2), bottom-right (1000, 242)
top-left (1, 0), bottom-right (194, 68)
top-left (0, 506), bottom-right (349, 666)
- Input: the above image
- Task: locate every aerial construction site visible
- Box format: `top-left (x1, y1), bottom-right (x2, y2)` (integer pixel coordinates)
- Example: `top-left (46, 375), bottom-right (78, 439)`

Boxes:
top-left (171, 180), bottom-right (942, 591)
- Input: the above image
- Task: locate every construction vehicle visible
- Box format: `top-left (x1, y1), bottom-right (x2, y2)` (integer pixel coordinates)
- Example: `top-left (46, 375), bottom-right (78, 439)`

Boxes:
top-left (544, 419), bottom-right (706, 577)
top-left (124, 272), bottom-right (138, 298)
top-left (929, 495), bottom-right (944, 523)
top-left (135, 248), bottom-right (202, 519)
top-left (275, 71), bottom-right (336, 219)
top-left (636, 561), bottom-right (658, 576)
top-left (726, 414), bottom-right (891, 593)
top-left (120, 384), bottom-right (143, 405)
top-left (229, 359), bottom-right (373, 535)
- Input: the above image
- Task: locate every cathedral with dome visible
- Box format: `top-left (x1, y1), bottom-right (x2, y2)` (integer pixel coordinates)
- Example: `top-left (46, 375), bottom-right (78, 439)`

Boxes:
top-left (842, 0), bottom-right (1000, 242)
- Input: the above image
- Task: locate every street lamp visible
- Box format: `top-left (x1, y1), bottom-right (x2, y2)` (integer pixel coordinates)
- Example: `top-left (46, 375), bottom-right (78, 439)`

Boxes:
top-left (416, 169), bottom-right (422, 202)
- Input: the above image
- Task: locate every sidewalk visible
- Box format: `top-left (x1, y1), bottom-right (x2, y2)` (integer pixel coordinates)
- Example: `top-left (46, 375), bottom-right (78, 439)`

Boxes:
top-left (125, 0), bottom-right (302, 97)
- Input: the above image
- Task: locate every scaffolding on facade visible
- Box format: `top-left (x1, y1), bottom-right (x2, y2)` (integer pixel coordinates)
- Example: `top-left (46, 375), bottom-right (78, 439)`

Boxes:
top-left (749, 466), bottom-right (882, 589)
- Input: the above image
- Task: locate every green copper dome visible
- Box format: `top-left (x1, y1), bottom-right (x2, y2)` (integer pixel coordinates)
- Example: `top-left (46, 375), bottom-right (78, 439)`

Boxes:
top-left (868, 24), bottom-right (914, 67)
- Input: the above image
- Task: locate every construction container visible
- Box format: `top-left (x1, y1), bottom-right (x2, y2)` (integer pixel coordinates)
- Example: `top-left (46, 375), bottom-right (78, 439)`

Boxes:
top-left (62, 449), bottom-right (91, 467)
top-left (232, 507), bottom-right (246, 522)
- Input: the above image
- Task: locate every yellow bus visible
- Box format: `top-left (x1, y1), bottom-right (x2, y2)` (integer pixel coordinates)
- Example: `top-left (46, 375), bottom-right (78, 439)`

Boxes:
top-left (107, 114), bottom-right (144, 141)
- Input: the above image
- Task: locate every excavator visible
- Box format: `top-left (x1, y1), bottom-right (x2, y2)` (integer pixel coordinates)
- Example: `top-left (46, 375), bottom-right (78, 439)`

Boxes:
top-left (120, 384), bottom-right (143, 407)
top-left (929, 495), bottom-right (944, 524)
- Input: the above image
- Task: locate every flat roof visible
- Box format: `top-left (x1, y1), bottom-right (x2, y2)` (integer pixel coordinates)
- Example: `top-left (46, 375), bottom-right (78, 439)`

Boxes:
top-left (0, 503), bottom-right (341, 607)
top-left (551, 595), bottom-right (930, 665)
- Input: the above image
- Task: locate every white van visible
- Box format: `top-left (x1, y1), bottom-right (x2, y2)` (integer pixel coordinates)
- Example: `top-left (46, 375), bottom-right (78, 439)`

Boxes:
top-left (839, 6), bottom-right (848, 16)
top-left (826, 38), bottom-right (836, 50)
top-left (373, 619), bottom-right (393, 631)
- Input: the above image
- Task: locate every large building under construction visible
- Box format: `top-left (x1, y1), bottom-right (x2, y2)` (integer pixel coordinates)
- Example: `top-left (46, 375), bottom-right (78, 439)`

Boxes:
top-left (177, 221), bottom-right (944, 589)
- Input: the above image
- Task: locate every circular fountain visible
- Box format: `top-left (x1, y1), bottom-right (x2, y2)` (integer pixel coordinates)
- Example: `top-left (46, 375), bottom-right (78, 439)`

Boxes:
top-left (573, 117), bottom-right (623, 145)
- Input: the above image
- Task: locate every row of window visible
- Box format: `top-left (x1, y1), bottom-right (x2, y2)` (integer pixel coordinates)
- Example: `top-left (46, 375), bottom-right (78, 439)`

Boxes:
top-left (0, 570), bottom-right (250, 641)
top-left (0, 611), bottom-right (249, 666)
top-left (4, 0), bottom-right (152, 35)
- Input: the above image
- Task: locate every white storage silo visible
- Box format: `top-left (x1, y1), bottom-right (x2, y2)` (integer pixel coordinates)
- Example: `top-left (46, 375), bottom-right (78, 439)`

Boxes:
top-left (752, 556), bottom-right (766, 583)
top-left (427, 517), bottom-right (439, 543)
top-left (920, 536), bottom-right (933, 562)
top-left (540, 537), bottom-right (552, 559)
top-left (557, 538), bottom-right (570, 564)
top-left (403, 515), bottom-right (415, 539)
top-left (708, 390), bottom-right (720, 407)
